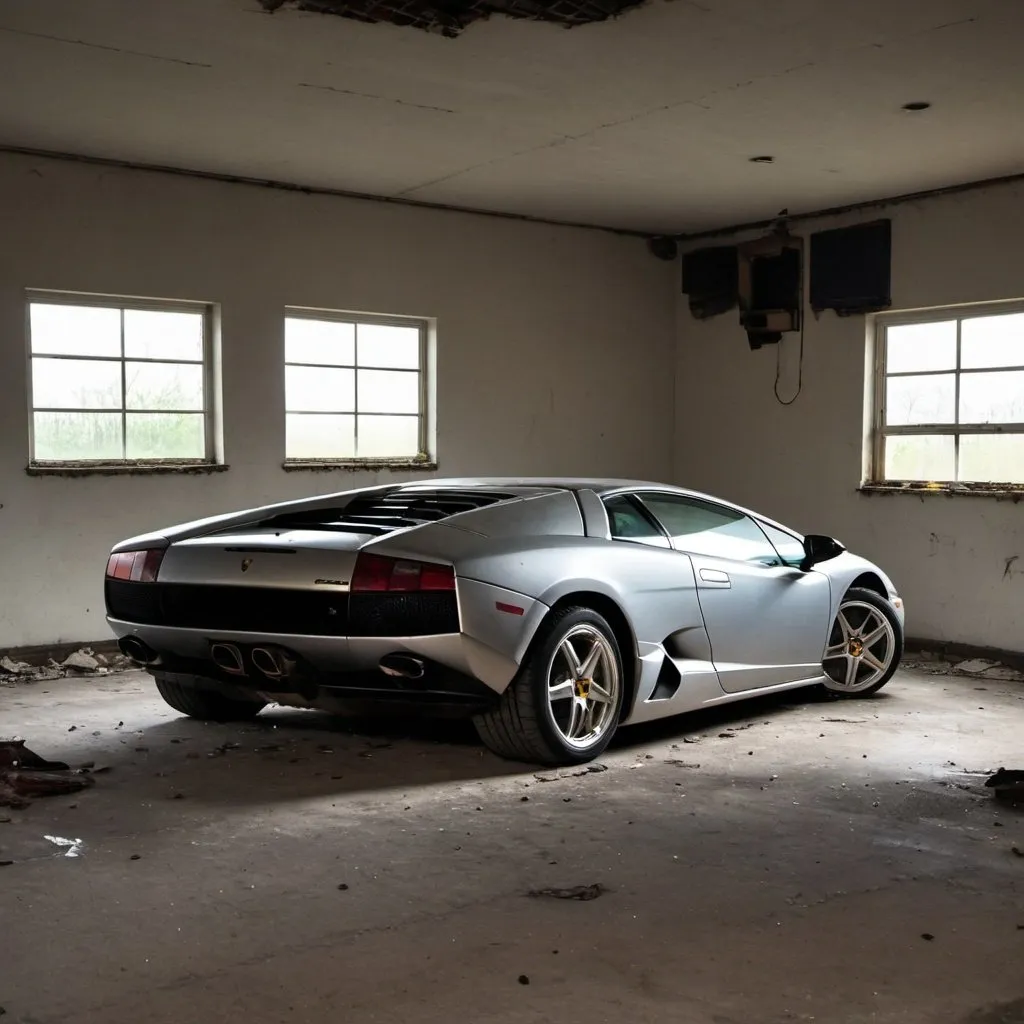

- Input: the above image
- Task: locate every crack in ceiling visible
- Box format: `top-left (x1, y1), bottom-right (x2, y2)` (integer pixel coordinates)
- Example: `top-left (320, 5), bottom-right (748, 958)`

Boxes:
top-left (257, 0), bottom-right (650, 38)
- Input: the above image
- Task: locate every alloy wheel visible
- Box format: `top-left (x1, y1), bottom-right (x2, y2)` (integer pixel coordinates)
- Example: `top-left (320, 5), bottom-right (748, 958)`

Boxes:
top-left (545, 624), bottom-right (621, 750)
top-left (822, 600), bottom-right (897, 692)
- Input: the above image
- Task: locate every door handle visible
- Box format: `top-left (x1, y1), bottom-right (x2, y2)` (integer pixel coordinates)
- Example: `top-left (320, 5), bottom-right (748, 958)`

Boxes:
top-left (699, 568), bottom-right (731, 586)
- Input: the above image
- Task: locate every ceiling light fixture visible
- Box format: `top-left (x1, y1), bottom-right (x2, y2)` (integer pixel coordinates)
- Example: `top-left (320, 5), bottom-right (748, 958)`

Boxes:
top-left (902, 102), bottom-right (931, 112)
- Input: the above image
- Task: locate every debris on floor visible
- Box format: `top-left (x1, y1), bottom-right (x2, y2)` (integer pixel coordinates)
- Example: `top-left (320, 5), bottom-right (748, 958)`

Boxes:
top-left (903, 651), bottom-right (1024, 682)
top-left (985, 768), bottom-right (1024, 805)
top-left (526, 883), bottom-right (607, 901)
top-left (533, 763), bottom-right (608, 783)
top-left (43, 835), bottom-right (85, 858)
top-left (0, 738), bottom-right (96, 809)
top-left (0, 647), bottom-right (134, 684)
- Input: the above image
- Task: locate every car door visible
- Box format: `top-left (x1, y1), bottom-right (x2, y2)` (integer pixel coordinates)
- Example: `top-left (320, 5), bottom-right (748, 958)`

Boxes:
top-left (636, 492), bottom-right (832, 692)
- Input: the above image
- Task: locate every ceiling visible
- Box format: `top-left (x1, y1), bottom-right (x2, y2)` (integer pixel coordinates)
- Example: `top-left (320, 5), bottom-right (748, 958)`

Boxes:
top-left (0, 0), bottom-right (1022, 233)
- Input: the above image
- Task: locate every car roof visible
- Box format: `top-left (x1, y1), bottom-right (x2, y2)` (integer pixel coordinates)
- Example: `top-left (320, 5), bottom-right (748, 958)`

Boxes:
top-left (394, 478), bottom-right (802, 538)
top-left (398, 476), bottom-right (688, 495)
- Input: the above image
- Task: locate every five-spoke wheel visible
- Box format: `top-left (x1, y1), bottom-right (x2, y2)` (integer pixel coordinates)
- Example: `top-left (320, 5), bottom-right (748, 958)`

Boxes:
top-left (822, 587), bottom-right (903, 696)
top-left (545, 623), bottom-right (621, 750)
top-left (473, 605), bottom-right (625, 765)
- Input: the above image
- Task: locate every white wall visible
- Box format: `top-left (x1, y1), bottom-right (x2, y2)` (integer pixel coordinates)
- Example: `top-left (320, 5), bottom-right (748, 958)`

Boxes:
top-left (675, 181), bottom-right (1024, 652)
top-left (0, 152), bottom-right (675, 649)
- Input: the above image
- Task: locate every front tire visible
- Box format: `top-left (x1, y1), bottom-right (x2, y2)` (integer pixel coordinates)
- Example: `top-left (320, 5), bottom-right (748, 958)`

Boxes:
top-left (821, 587), bottom-right (903, 697)
top-left (153, 672), bottom-right (266, 722)
top-left (473, 605), bottom-right (625, 766)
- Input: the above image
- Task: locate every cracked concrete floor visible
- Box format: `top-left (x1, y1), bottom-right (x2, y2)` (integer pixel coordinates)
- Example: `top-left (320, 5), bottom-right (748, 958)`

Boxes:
top-left (1, 667), bottom-right (1022, 1024)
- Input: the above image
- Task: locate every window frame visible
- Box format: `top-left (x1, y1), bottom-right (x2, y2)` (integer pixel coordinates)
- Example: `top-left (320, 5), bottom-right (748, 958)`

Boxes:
top-left (868, 300), bottom-right (1024, 488)
top-left (601, 493), bottom-right (671, 548)
top-left (618, 489), bottom-right (789, 568)
top-left (26, 289), bottom-right (217, 468)
top-left (283, 306), bottom-right (431, 466)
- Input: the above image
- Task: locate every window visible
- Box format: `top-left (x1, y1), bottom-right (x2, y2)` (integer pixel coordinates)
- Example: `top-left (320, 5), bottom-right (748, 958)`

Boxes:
top-left (759, 521), bottom-right (806, 568)
top-left (603, 494), bottom-right (669, 547)
top-left (871, 305), bottom-right (1024, 486)
top-left (284, 310), bottom-right (427, 462)
top-left (28, 293), bottom-right (213, 464)
top-left (638, 494), bottom-right (781, 566)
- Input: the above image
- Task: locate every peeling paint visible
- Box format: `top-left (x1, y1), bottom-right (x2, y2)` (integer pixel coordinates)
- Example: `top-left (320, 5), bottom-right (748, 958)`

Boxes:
top-left (258, 0), bottom-right (650, 37)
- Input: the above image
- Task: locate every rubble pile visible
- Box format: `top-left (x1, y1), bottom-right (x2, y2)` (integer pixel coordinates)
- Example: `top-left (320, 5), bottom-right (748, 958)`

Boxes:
top-left (0, 739), bottom-right (95, 809)
top-left (0, 647), bottom-right (134, 685)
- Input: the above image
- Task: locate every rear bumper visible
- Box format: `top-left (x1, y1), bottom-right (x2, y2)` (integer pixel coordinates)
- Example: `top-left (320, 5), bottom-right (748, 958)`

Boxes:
top-left (105, 575), bottom-right (548, 695)
top-left (107, 618), bottom-right (518, 696)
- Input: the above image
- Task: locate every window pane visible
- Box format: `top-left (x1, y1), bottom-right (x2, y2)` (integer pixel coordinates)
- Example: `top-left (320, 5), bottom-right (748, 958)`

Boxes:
top-left (357, 323), bottom-right (420, 369)
top-left (885, 321), bottom-right (956, 373)
top-left (32, 357), bottom-right (122, 409)
top-left (124, 309), bottom-right (203, 361)
top-left (29, 303), bottom-right (121, 357)
top-left (642, 496), bottom-right (780, 566)
top-left (959, 434), bottom-right (1024, 484)
top-left (357, 369), bottom-right (419, 414)
top-left (125, 362), bottom-right (204, 411)
top-left (124, 413), bottom-right (205, 460)
top-left (33, 412), bottom-right (122, 460)
top-left (604, 495), bottom-right (665, 542)
top-left (884, 435), bottom-right (955, 481)
top-left (959, 370), bottom-right (1024, 424)
top-left (286, 414), bottom-right (355, 459)
top-left (961, 312), bottom-right (1024, 369)
top-left (760, 522), bottom-right (805, 567)
top-left (885, 373), bottom-right (955, 425)
top-left (356, 415), bottom-right (420, 458)
top-left (285, 318), bottom-right (354, 366)
top-left (286, 366), bottom-right (354, 412)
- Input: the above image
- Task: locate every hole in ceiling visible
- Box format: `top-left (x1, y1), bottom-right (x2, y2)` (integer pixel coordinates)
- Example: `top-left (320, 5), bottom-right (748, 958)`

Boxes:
top-left (749, 156), bottom-right (775, 164)
top-left (902, 101), bottom-right (932, 112)
top-left (258, 0), bottom-right (652, 37)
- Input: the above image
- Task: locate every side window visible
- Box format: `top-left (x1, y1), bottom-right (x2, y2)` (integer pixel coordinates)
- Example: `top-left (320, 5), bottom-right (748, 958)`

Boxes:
top-left (759, 521), bottom-right (806, 568)
top-left (603, 495), bottom-right (669, 547)
top-left (639, 494), bottom-right (781, 566)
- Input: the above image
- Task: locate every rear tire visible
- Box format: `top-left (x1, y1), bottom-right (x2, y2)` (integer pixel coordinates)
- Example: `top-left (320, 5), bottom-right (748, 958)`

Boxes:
top-left (153, 672), bottom-right (266, 722)
top-left (473, 605), bottom-right (625, 766)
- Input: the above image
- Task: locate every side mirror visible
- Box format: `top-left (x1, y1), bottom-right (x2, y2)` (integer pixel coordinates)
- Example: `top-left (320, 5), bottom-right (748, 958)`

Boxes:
top-left (800, 534), bottom-right (845, 571)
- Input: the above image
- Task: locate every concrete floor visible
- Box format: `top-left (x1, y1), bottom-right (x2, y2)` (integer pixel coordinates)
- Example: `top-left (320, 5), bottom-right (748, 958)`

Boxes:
top-left (1, 667), bottom-right (1022, 1024)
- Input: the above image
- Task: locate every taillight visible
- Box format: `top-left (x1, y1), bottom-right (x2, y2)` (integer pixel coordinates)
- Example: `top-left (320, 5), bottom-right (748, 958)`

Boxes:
top-left (351, 553), bottom-right (455, 593)
top-left (105, 549), bottom-right (165, 583)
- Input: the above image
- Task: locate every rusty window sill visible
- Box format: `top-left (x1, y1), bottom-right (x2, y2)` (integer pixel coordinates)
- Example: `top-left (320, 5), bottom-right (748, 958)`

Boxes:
top-left (859, 482), bottom-right (1024, 501)
top-left (26, 462), bottom-right (228, 478)
top-left (282, 459), bottom-right (438, 473)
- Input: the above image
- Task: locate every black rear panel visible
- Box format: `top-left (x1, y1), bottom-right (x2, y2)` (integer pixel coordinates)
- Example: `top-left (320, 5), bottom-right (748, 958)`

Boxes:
top-left (105, 580), bottom-right (458, 637)
top-left (348, 593), bottom-right (459, 636)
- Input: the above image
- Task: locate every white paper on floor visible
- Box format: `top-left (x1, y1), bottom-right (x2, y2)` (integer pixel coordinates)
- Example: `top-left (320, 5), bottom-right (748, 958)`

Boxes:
top-left (44, 835), bottom-right (85, 857)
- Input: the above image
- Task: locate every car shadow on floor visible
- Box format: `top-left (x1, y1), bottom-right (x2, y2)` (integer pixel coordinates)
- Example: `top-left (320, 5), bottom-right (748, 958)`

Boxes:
top-left (63, 685), bottom-right (893, 808)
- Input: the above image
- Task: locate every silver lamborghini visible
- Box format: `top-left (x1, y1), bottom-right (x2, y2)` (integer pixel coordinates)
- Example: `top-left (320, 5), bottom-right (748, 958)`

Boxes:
top-left (105, 479), bottom-right (905, 766)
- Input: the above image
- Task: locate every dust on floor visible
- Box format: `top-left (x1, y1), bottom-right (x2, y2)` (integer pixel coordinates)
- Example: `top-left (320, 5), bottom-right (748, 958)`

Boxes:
top-left (1, 668), bottom-right (1022, 1024)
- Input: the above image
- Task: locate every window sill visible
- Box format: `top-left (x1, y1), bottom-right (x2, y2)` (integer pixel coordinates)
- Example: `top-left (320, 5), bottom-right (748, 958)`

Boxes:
top-left (859, 482), bottom-right (1024, 501)
top-left (282, 459), bottom-right (438, 473)
top-left (26, 462), bottom-right (228, 478)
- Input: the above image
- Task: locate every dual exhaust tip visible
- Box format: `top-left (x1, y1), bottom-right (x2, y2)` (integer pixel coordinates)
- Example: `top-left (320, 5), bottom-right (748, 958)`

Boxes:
top-left (121, 637), bottom-right (426, 683)
top-left (211, 642), bottom-right (294, 680)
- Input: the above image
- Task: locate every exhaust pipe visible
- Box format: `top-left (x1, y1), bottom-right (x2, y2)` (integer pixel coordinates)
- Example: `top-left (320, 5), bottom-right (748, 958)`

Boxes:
top-left (251, 646), bottom-right (296, 680)
top-left (119, 636), bottom-right (159, 666)
top-left (379, 653), bottom-right (426, 680)
top-left (210, 643), bottom-right (246, 676)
